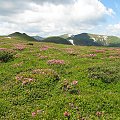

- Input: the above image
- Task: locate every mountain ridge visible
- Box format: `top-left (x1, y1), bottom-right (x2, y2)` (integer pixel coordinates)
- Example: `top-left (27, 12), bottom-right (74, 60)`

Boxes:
top-left (6, 32), bottom-right (120, 47)
top-left (68, 33), bottom-right (120, 47)
top-left (8, 32), bottom-right (36, 41)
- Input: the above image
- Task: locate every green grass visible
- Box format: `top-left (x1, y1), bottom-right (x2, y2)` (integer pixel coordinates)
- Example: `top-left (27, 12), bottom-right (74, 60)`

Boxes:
top-left (0, 36), bottom-right (120, 120)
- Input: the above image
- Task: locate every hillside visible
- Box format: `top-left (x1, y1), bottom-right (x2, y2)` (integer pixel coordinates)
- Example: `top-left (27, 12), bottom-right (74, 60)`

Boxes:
top-left (68, 33), bottom-right (120, 47)
top-left (8, 32), bottom-right (36, 41)
top-left (41, 36), bottom-right (72, 45)
top-left (32, 36), bottom-right (43, 41)
top-left (60, 34), bottom-right (72, 39)
top-left (0, 36), bottom-right (120, 120)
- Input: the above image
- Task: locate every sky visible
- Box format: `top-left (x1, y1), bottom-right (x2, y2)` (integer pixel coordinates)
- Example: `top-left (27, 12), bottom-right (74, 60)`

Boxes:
top-left (0, 0), bottom-right (120, 37)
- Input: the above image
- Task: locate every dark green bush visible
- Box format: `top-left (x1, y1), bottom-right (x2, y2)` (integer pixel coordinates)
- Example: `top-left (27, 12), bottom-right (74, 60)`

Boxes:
top-left (88, 65), bottom-right (120, 83)
top-left (0, 51), bottom-right (14, 62)
top-left (27, 43), bottom-right (33, 45)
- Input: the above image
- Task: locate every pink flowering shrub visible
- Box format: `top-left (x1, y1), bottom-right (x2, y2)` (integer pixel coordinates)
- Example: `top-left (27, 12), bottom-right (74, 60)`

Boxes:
top-left (109, 56), bottom-right (119, 59)
top-left (15, 73), bottom-right (34, 85)
top-left (96, 111), bottom-right (104, 117)
top-left (71, 80), bottom-right (78, 85)
top-left (94, 50), bottom-right (105, 53)
top-left (0, 48), bottom-right (8, 51)
top-left (79, 54), bottom-right (97, 58)
top-left (14, 44), bottom-right (26, 51)
top-left (12, 62), bottom-right (23, 67)
top-left (32, 109), bottom-right (43, 117)
top-left (33, 69), bottom-right (56, 75)
top-left (88, 54), bottom-right (97, 57)
top-left (32, 112), bottom-right (36, 117)
top-left (61, 79), bottom-right (79, 94)
top-left (64, 111), bottom-right (70, 119)
top-left (32, 69), bottom-right (59, 80)
top-left (88, 65), bottom-right (119, 83)
top-left (47, 59), bottom-right (65, 65)
top-left (39, 55), bottom-right (48, 59)
top-left (40, 45), bottom-right (49, 51)
top-left (63, 48), bottom-right (77, 56)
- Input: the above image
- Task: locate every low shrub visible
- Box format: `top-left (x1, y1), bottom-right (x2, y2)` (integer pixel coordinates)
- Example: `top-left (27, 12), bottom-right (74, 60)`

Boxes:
top-left (27, 43), bottom-right (33, 45)
top-left (0, 51), bottom-right (14, 62)
top-left (88, 65), bottom-right (120, 83)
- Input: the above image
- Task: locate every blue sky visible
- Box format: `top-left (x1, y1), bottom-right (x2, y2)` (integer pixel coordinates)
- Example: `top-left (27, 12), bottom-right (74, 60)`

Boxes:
top-left (101, 0), bottom-right (120, 23)
top-left (0, 0), bottom-right (120, 37)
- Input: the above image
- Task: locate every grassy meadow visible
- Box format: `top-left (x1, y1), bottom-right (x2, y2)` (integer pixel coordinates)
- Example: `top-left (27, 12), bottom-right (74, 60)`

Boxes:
top-left (0, 37), bottom-right (120, 120)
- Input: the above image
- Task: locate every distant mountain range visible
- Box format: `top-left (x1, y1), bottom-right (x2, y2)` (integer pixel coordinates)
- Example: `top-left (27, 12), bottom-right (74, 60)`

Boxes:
top-left (41, 36), bottom-right (72, 45)
top-left (6, 32), bottom-right (120, 47)
top-left (32, 36), bottom-right (43, 41)
top-left (69, 33), bottom-right (120, 47)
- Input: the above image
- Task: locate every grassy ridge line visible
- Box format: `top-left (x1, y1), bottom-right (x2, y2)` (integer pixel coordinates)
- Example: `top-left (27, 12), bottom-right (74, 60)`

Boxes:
top-left (41, 36), bottom-right (72, 45)
top-left (8, 32), bottom-right (36, 41)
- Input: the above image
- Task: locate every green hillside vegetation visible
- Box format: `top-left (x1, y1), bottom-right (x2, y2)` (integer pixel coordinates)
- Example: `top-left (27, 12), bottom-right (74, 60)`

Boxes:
top-left (70, 33), bottom-right (102, 46)
top-left (60, 34), bottom-right (71, 39)
top-left (68, 33), bottom-right (120, 47)
top-left (0, 35), bottom-right (120, 120)
top-left (32, 36), bottom-right (43, 41)
top-left (42, 36), bottom-right (72, 45)
top-left (9, 32), bottom-right (36, 41)
top-left (107, 36), bottom-right (120, 47)
top-left (88, 34), bottom-right (120, 47)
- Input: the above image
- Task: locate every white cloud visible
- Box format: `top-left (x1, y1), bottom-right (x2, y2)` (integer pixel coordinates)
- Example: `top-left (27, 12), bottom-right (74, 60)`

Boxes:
top-left (0, 0), bottom-right (114, 36)
top-left (106, 23), bottom-right (120, 36)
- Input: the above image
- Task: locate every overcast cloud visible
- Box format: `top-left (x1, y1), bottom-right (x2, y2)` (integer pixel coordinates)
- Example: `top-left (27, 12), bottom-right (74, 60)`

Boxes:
top-left (0, 0), bottom-right (116, 36)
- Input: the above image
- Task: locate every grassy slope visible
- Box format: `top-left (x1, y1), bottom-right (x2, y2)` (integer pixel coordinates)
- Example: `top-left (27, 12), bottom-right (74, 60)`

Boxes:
top-left (89, 34), bottom-right (120, 46)
top-left (0, 37), bottom-right (120, 120)
top-left (70, 33), bottom-right (101, 46)
top-left (107, 36), bottom-right (120, 47)
top-left (42, 36), bottom-right (72, 45)
top-left (9, 32), bottom-right (36, 41)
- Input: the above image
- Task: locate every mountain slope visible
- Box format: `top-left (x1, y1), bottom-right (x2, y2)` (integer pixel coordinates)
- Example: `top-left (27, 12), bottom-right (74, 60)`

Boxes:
top-left (69, 33), bottom-right (120, 47)
top-left (69, 33), bottom-right (101, 46)
top-left (60, 34), bottom-right (73, 39)
top-left (32, 36), bottom-right (43, 41)
top-left (41, 36), bottom-right (72, 45)
top-left (8, 32), bottom-right (36, 41)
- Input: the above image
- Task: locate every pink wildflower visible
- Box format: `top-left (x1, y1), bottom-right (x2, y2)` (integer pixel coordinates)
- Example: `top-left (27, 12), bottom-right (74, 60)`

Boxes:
top-left (0, 48), bottom-right (7, 51)
top-left (95, 50), bottom-right (105, 53)
top-left (13, 62), bottom-right (23, 67)
top-left (47, 59), bottom-right (65, 65)
top-left (64, 111), bottom-right (70, 117)
top-left (96, 111), bottom-right (103, 117)
top-left (40, 55), bottom-right (48, 59)
top-left (40, 46), bottom-right (49, 51)
top-left (88, 54), bottom-right (97, 57)
top-left (15, 75), bottom-right (23, 81)
top-left (72, 80), bottom-right (78, 85)
top-left (32, 112), bottom-right (36, 117)
top-left (14, 44), bottom-right (25, 51)
top-left (22, 80), bottom-right (28, 85)
top-left (109, 56), bottom-right (114, 58)
top-left (28, 78), bottom-right (34, 82)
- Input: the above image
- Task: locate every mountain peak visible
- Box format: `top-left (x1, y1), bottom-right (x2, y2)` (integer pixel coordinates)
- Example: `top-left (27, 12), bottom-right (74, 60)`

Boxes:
top-left (8, 32), bottom-right (36, 41)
